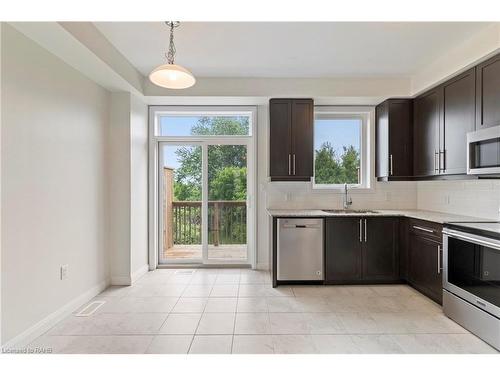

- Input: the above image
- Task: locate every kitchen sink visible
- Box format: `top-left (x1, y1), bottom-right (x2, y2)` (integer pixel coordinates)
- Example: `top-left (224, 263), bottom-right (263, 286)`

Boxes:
top-left (322, 209), bottom-right (379, 214)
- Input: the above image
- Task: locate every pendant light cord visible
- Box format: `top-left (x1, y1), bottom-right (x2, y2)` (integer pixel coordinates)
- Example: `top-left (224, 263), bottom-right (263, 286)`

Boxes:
top-left (165, 21), bottom-right (180, 64)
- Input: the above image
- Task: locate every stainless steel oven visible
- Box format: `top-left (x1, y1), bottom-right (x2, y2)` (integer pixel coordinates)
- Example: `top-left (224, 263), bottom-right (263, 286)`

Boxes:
top-left (467, 125), bottom-right (500, 175)
top-left (443, 222), bottom-right (500, 350)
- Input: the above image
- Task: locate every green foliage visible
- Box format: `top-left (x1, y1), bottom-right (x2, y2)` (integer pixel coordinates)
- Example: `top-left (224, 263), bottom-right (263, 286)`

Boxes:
top-left (314, 142), bottom-right (360, 185)
top-left (209, 166), bottom-right (247, 201)
top-left (173, 117), bottom-right (248, 202)
top-left (191, 116), bottom-right (249, 136)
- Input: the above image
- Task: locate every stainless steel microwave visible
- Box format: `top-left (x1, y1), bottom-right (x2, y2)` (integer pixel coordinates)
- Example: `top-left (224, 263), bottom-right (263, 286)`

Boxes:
top-left (467, 125), bottom-right (500, 175)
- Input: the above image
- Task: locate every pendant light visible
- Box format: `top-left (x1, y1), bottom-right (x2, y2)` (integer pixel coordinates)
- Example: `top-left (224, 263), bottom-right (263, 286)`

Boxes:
top-left (149, 21), bottom-right (196, 89)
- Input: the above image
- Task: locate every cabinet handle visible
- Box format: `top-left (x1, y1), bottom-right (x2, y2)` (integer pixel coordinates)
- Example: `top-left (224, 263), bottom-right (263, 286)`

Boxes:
top-left (434, 151), bottom-right (439, 173)
top-left (389, 154), bottom-right (393, 176)
top-left (437, 245), bottom-right (442, 274)
top-left (288, 154), bottom-right (291, 175)
top-left (293, 154), bottom-right (296, 175)
top-left (359, 219), bottom-right (363, 243)
top-left (412, 225), bottom-right (434, 233)
top-left (440, 150), bottom-right (445, 173)
top-left (364, 219), bottom-right (367, 242)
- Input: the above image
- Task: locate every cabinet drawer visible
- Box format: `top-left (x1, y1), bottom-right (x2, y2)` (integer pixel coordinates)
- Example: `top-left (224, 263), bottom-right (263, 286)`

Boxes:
top-left (408, 218), bottom-right (442, 242)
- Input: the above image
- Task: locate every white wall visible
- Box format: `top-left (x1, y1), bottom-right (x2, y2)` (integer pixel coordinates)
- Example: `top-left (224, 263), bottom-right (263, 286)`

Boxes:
top-left (417, 180), bottom-right (500, 220)
top-left (108, 92), bottom-right (148, 284)
top-left (108, 93), bottom-right (131, 284)
top-left (1, 25), bottom-right (110, 344)
top-left (130, 95), bottom-right (148, 278)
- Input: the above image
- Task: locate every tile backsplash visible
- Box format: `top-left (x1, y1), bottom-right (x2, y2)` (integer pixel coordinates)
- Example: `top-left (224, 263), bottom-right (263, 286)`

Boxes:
top-left (265, 179), bottom-right (500, 220)
top-left (417, 180), bottom-right (500, 220)
top-left (266, 180), bottom-right (418, 210)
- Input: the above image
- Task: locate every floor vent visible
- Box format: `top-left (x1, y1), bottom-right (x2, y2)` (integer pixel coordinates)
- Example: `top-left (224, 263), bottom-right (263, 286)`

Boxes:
top-left (175, 269), bottom-right (195, 275)
top-left (74, 301), bottom-right (106, 317)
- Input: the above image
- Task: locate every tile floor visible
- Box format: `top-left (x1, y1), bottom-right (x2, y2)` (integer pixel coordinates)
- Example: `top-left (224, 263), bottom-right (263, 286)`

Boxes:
top-left (27, 268), bottom-right (498, 354)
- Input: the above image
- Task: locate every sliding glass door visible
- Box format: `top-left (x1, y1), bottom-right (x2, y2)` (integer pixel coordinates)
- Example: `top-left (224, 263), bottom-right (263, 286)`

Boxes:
top-left (159, 143), bottom-right (203, 263)
top-left (151, 106), bottom-right (255, 266)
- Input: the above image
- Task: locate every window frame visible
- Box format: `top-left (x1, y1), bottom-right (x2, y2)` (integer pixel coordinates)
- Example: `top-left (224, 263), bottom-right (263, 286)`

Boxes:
top-left (153, 106), bottom-right (254, 138)
top-left (148, 105), bottom-right (258, 270)
top-left (312, 106), bottom-right (373, 190)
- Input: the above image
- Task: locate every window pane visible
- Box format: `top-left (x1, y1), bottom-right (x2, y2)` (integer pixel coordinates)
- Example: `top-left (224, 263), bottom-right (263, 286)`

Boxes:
top-left (314, 117), bottom-right (361, 185)
top-left (159, 115), bottom-right (250, 136)
top-left (207, 145), bottom-right (247, 261)
top-left (161, 145), bottom-right (202, 263)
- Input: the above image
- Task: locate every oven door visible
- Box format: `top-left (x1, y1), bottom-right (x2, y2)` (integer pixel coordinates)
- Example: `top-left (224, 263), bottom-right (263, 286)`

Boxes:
top-left (443, 228), bottom-right (500, 319)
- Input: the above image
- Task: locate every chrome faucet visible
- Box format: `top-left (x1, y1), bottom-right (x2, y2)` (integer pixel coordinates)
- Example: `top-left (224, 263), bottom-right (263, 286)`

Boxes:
top-left (343, 183), bottom-right (353, 209)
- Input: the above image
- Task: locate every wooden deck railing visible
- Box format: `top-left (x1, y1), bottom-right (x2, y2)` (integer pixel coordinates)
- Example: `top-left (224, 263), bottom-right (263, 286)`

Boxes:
top-left (167, 200), bottom-right (246, 247)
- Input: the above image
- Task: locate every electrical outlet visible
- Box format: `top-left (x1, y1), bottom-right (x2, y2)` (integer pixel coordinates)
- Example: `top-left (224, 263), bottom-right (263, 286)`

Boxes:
top-left (60, 264), bottom-right (68, 280)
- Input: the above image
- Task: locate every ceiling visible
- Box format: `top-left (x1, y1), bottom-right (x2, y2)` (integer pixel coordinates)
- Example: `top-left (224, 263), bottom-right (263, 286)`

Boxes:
top-left (94, 22), bottom-right (492, 78)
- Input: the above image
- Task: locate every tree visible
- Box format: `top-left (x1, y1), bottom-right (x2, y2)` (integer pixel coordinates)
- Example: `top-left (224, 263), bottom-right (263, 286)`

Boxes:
top-left (173, 117), bottom-right (248, 201)
top-left (314, 142), bottom-right (360, 185)
top-left (209, 167), bottom-right (247, 201)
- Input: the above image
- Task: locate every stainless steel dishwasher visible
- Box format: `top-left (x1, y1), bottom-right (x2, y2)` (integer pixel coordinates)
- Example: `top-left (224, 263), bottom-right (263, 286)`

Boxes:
top-left (277, 218), bottom-right (324, 281)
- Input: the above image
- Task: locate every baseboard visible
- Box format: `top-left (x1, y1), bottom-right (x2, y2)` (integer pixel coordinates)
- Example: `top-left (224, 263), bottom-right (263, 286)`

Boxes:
top-left (256, 263), bottom-right (269, 271)
top-left (2, 279), bottom-right (109, 350)
top-left (110, 275), bottom-right (131, 286)
top-left (131, 264), bottom-right (149, 284)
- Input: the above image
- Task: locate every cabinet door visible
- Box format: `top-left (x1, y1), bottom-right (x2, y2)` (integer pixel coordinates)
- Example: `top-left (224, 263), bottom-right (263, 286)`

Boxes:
top-left (325, 218), bottom-right (362, 282)
top-left (269, 99), bottom-right (292, 179)
top-left (441, 68), bottom-right (476, 175)
top-left (414, 89), bottom-right (441, 177)
top-left (375, 102), bottom-right (389, 178)
top-left (291, 99), bottom-right (314, 179)
top-left (476, 54), bottom-right (500, 129)
top-left (362, 217), bottom-right (399, 281)
top-left (388, 100), bottom-right (413, 176)
top-left (408, 234), bottom-right (443, 304)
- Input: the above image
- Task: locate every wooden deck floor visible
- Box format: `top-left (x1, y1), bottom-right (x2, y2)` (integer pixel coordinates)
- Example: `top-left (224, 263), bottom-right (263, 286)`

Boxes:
top-left (164, 244), bottom-right (247, 260)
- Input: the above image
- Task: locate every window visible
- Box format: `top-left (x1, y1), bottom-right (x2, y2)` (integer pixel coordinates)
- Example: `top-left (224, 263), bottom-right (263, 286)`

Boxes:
top-left (313, 107), bottom-right (370, 189)
top-left (149, 106), bottom-right (256, 268)
top-left (156, 110), bottom-right (252, 137)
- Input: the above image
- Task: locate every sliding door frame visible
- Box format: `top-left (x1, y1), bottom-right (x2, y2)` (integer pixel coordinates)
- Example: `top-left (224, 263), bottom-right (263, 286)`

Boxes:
top-left (148, 106), bottom-right (257, 269)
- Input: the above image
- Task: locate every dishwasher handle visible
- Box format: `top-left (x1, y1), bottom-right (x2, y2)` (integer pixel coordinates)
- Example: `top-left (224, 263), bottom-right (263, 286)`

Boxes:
top-left (282, 224), bottom-right (321, 229)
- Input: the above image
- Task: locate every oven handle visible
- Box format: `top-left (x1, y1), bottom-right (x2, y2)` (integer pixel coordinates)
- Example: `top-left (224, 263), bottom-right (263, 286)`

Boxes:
top-left (443, 229), bottom-right (500, 251)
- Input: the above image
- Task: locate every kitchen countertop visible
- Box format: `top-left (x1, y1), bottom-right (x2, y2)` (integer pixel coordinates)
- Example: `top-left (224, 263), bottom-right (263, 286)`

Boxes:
top-left (266, 208), bottom-right (491, 224)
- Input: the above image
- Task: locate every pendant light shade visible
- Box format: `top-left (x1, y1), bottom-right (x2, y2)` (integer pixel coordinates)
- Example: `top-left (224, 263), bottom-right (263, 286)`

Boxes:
top-left (149, 21), bottom-right (196, 89)
top-left (149, 63), bottom-right (196, 89)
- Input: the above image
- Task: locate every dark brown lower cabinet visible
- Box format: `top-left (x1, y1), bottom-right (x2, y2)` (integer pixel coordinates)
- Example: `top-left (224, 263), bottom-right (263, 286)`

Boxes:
top-left (408, 232), bottom-right (443, 304)
top-left (325, 218), bottom-right (362, 282)
top-left (325, 217), bottom-right (399, 283)
top-left (362, 217), bottom-right (399, 281)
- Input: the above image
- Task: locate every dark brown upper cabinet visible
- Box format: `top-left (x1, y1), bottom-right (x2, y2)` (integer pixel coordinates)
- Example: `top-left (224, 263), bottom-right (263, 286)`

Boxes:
top-left (375, 99), bottom-right (413, 180)
top-left (413, 87), bottom-right (441, 177)
top-left (269, 98), bottom-right (313, 181)
top-left (441, 68), bottom-right (476, 175)
top-left (476, 54), bottom-right (500, 129)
